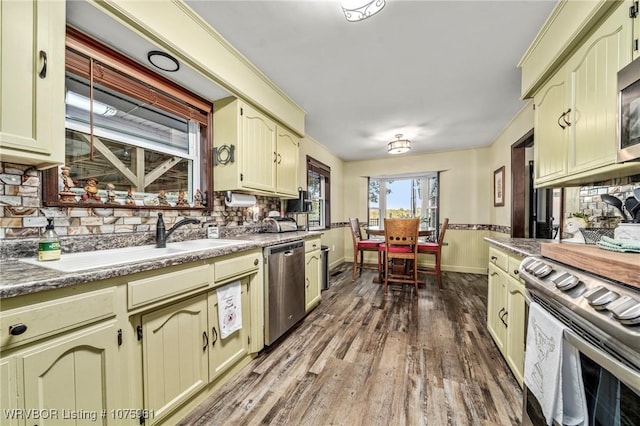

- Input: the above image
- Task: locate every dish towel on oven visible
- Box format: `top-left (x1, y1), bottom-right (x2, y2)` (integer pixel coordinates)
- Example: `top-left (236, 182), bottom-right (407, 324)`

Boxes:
top-left (524, 302), bottom-right (588, 425)
top-left (216, 280), bottom-right (242, 339)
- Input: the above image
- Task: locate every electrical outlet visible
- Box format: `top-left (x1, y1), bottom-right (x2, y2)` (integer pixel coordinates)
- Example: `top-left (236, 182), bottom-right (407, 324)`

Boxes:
top-left (208, 226), bottom-right (219, 239)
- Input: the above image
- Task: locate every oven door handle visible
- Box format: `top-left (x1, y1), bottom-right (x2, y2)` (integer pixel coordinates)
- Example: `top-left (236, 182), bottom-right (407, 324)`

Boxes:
top-left (564, 329), bottom-right (640, 395)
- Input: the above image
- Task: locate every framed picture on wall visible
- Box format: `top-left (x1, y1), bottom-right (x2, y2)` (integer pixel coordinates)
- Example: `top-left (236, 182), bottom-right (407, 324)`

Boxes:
top-left (494, 166), bottom-right (505, 207)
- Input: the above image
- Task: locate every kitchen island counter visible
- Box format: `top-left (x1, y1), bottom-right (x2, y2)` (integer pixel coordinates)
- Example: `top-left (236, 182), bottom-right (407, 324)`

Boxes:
top-left (0, 231), bottom-right (322, 299)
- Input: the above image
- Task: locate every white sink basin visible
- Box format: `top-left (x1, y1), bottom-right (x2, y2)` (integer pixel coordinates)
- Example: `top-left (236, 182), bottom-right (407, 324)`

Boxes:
top-left (19, 239), bottom-right (248, 273)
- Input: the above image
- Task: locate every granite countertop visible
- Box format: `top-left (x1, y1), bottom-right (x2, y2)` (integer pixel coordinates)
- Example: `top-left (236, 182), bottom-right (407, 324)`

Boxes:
top-left (0, 231), bottom-right (322, 299)
top-left (483, 235), bottom-right (555, 258)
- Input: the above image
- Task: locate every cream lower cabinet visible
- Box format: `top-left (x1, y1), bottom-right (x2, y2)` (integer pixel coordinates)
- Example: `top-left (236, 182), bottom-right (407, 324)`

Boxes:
top-left (532, 1), bottom-right (637, 187)
top-left (137, 251), bottom-right (261, 424)
top-left (208, 280), bottom-right (250, 382)
top-left (487, 248), bottom-right (526, 388)
top-left (0, 0), bottom-right (65, 168)
top-left (0, 284), bottom-right (123, 426)
top-left (141, 295), bottom-right (209, 423)
top-left (21, 322), bottom-right (120, 424)
top-left (305, 238), bottom-right (322, 312)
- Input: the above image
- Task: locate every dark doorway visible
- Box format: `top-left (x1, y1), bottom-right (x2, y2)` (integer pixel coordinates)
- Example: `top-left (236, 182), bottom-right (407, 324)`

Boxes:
top-left (511, 130), bottom-right (561, 239)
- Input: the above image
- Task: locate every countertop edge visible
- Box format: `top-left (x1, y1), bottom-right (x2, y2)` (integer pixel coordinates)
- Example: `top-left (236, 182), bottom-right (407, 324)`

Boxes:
top-left (483, 236), bottom-right (553, 258)
top-left (1, 231), bottom-right (322, 299)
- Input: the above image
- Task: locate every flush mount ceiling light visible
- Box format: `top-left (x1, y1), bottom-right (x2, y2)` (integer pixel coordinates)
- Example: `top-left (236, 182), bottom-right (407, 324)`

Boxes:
top-left (147, 50), bottom-right (180, 72)
top-left (340, 0), bottom-right (386, 22)
top-left (65, 91), bottom-right (117, 116)
top-left (387, 134), bottom-right (411, 154)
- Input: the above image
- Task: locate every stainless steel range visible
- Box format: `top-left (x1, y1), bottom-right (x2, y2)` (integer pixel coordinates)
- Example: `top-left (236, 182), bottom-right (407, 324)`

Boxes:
top-left (519, 255), bottom-right (640, 425)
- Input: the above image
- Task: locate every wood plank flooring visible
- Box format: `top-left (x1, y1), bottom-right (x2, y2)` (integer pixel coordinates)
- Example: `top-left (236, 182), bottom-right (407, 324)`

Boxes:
top-left (179, 265), bottom-right (523, 426)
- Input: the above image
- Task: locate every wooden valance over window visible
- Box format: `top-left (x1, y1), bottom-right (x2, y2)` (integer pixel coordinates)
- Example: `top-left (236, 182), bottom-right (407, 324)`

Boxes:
top-left (66, 28), bottom-right (211, 126)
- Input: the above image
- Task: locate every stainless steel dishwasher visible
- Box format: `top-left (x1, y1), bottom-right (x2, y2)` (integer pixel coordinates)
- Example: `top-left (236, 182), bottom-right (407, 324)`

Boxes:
top-left (264, 240), bottom-right (305, 345)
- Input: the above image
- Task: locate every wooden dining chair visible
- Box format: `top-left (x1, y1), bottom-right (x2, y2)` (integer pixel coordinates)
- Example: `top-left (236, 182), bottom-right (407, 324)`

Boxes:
top-left (349, 218), bottom-right (381, 282)
top-left (417, 218), bottom-right (449, 290)
top-left (381, 218), bottom-right (420, 296)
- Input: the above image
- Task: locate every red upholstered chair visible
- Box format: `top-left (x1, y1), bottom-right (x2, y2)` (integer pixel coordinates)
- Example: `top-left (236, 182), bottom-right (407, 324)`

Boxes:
top-left (381, 218), bottom-right (420, 296)
top-left (349, 218), bottom-right (381, 282)
top-left (417, 218), bottom-right (449, 290)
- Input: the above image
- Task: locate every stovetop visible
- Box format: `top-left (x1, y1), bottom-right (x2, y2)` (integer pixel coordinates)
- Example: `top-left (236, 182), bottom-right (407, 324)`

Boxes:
top-left (519, 256), bottom-right (640, 358)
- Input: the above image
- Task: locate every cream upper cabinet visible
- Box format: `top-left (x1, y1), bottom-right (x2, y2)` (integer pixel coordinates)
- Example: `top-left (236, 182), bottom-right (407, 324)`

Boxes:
top-left (567, 2), bottom-right (633, 174)
top-left (534, 71), bottom-right (569, 185)
top-left (214, 97), bottom-right (299, 197)
top-left (0, 0), bottom-right (65, 168)
top-left (530, 1), bottom-right (640, 187)
top-left (276, 125), bottom-right (300, 197)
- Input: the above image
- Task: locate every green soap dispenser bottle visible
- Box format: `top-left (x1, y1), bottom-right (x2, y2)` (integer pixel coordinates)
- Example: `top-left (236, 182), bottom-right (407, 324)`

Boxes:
top-left (38, 218), bottom-right (61, 261)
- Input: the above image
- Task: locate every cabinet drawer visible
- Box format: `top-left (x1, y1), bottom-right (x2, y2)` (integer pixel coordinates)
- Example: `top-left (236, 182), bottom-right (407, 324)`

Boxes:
top-left (215, 251), bottom-right (261, 283)
top-left (305, 238), bottom-right (321, 253)
top-left (489, 247), bottom-right (508, 271)
top-left (128, 264), bottom-right (211, 310)
top-left (508, 256), bottom-right (523, 281)
top-left (1, 287), bottom-right (117, 350)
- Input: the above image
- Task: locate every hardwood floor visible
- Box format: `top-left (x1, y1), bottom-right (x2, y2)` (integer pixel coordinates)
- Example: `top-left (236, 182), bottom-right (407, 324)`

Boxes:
top-left (179, 265), bottom-right (523, 426)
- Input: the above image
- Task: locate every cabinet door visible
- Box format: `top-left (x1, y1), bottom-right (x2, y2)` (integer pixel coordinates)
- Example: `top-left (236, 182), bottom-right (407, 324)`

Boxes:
top-left (505, 277), bottom-right (526, 388)
top-left (305, 250), bottom-right (321, 312)
top-left (568, 1), bottom-right (633, 174)
top-left (276, 126), bottom-right (300, 197)
top-left (142, 295), bottom-right (208, 422)
top-left (21, 322), bottom-right (119, 425)
top-left (241, 103), bottom-right (276, 192)
top-left (208, 280), bottom-right (250, 382)
top-left (534, 70), bottom-right (569, 185)
top-left (487, 264), bottom-right (507, 353)
top-left (0, 356), bottom-right (19, 426)
top-left (0, 0), bottom-right (65, 166)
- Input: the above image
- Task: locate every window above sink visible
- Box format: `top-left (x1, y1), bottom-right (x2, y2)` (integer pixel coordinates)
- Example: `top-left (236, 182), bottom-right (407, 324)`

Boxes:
top-left (43, 28), bottom-right (213, 210)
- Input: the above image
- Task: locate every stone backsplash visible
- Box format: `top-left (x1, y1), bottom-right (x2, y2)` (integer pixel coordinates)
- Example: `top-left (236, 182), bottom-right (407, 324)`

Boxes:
top-left (576, 175), bottom-right (640, 227)
top-left (0, 162), bottom-right (283, 239)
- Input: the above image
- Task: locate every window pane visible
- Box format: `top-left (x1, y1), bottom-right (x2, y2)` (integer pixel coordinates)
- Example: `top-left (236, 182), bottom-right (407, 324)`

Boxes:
top-left (308, 171), bottom-right (323, 228)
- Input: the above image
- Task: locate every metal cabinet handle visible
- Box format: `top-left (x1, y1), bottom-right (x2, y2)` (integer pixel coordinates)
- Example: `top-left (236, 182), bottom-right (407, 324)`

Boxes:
top-left (501, 310), bottom-right (509, 327)
top-left (513, 270), bottom-right (519, 275)
top-left (490, 272), bottom-right (498, 277)
top-left (211, 326), bottom-right (218, 347)
top-left (117, 329), bottom-right (123, 346)
top-left (277, 153), bottom-right (282, 164)
top-left (38, 50), bottom-right (47, 79)
top-left (9, 323), bottom-right (27, 336)
top-left (202, 331), bottom-right (209, 351)
top-left (254, 258), bottom-right (259, 266)
top-left (498, 307), bottom-right (504, 318)
top-left (273, 152), bottom-right (277, 163)
top-left (557, 111), bottom-right (566, 129)
top-left (490, 256), bottom-right (497, 262)
top-left (562, 108), bottom-right (572, 126)
top-left (306, 277), bottom-right (309, 288)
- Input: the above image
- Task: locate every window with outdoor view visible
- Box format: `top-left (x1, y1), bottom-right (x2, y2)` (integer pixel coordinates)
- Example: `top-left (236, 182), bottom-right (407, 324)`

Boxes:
top-left (368, 173), bottom-right (439, 237)
top-left (307, 156), bottom-right (331, 230)
top-left (43, 28), bottom-right (212, 208)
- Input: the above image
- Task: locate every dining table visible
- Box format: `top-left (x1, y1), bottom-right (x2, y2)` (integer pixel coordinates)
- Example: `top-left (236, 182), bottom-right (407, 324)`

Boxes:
top-left (364, 226), bottom-right (436, 283)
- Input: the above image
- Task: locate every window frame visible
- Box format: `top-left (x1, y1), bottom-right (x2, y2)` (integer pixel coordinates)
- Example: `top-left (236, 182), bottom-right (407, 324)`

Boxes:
top-left (42, 27), bottom-right (213, 210)
top-left (367, 173), bottom-right (440, 236)
top-left (306, 156), bottom-right (331, 230)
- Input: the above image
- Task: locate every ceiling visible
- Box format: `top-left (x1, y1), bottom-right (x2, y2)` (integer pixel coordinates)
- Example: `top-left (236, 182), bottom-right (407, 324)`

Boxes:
top-left (67, 0), bottom-right (557, 162)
